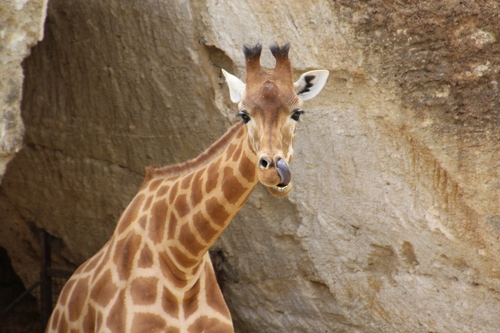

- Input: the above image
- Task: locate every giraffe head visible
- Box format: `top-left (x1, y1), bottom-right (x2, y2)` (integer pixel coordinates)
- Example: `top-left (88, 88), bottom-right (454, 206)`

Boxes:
top-left (222, 43), bottom-right (328, 197)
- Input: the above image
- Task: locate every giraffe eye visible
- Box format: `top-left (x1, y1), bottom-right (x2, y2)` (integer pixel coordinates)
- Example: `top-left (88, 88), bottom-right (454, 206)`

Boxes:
top-left (237, 111), bottom-right (251, 124)
top-left (291, 109), bottom-right (305, 121)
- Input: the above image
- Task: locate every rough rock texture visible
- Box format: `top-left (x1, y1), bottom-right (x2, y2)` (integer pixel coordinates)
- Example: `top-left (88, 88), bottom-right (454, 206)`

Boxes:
top-left (2, 0), bottom-right (500, 332)
top-left (0, 0), bottom-right (47, 178)
top-left (0, 1), bottom-right (48, 327)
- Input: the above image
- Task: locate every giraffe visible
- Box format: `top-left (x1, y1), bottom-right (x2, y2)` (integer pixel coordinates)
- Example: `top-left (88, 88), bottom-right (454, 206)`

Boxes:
top-left (46, 43), bottom-right (329, 333)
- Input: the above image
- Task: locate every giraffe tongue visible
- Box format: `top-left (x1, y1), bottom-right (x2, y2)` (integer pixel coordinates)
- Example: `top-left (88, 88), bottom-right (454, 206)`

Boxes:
top-left (276, 158), bottom-right (291, 187)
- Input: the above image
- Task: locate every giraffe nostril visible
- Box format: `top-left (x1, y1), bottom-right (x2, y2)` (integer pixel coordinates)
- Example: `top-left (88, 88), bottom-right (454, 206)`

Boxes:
top-left (259, 157), bottom-right (272, 169)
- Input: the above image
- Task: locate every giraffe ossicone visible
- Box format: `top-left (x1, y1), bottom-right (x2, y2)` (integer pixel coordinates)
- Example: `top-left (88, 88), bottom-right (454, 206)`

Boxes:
top-left (46, 43), bottom-right (328, 333)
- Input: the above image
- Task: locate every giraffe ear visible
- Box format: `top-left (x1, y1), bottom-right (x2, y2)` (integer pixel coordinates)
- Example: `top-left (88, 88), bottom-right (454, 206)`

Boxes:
top-left (222, 69), bottom-right (246, 103)
top-left (294, 70), bottom-right (329, 101)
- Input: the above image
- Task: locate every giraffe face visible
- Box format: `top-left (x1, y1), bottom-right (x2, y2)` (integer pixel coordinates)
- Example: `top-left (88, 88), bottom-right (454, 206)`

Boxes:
top-left (223, 43), bottom-right (329, 198)
top-left (238, 80), bottom-right (302, 197)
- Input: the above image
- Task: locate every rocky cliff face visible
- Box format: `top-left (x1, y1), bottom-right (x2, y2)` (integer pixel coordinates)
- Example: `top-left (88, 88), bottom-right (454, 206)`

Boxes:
top-left (0, 1), bottom-right (48, 329)
top-left (0, 0), bottom-right (47, 177)
top-left (2, 1), bottom-right (500, 332)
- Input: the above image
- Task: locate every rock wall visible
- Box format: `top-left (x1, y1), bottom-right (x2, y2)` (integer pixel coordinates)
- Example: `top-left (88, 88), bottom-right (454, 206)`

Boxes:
top-left (0, 0), bottom-right (48, 177)
top-left (2, 0), bottom-right (500, 332)
top-left (0, 1), bottom-right (48, 327)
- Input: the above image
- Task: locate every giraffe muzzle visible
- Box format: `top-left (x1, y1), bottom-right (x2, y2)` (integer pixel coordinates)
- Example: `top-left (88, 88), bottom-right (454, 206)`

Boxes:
top-left (258, 155), bottom-right (293, 197)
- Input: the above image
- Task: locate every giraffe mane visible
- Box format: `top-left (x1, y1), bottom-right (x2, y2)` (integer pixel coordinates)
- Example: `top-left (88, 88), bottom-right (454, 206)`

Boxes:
top-left (143, 121), bottom-right (244, 184)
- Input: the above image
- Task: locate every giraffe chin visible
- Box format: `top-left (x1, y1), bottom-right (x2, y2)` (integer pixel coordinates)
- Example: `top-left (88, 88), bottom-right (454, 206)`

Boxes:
top-left (267, 182), bottom-right (293, 198)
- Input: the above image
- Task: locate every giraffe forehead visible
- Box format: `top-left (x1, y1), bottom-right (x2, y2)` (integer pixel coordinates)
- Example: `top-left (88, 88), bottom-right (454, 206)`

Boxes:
top-left (244, 81), bottom-right (299, 115)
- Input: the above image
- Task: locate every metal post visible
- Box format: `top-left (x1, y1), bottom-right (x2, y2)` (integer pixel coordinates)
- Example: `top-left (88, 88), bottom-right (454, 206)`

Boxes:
top-left (40, 230), bottom-right (52, 331)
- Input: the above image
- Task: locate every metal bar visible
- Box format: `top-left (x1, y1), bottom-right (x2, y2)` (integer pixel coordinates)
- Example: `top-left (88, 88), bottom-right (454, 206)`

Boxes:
top-left (40, 230), bottom-right (53, 331)
top-left (0, 280), bottom-right (41, 318)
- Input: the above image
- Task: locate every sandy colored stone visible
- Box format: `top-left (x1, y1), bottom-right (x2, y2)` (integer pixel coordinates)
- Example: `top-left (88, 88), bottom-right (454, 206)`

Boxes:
top-left (1, 0), bottom-right (500, 332)
top-left (0, 0), bottom-right (48, 300)
top-left (0, 0), bottom-right (48, 177)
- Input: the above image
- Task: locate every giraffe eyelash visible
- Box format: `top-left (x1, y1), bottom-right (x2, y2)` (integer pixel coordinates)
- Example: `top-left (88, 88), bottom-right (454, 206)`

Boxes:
top-left (291, 109), bottom-right (305, 121)
top-left (237, 111), bottom-right (251, 123)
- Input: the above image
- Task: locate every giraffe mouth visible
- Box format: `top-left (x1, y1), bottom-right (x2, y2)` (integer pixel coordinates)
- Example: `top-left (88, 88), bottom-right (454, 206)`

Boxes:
top-left (259, 158), bottom-right (293, 197)
top-left (268, 181), bottom-right (293, 197)
top-left (274, 182), bottom-right (291, 191)
top-left (266, 158), bottom-right (292, 197)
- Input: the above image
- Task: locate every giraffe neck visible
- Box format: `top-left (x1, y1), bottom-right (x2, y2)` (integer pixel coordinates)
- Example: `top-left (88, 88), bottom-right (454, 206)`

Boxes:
top-left (117, 122), bottom-right (258, 280)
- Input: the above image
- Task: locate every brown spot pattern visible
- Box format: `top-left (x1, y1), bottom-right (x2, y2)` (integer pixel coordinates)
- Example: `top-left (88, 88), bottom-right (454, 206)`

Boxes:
top-left (73, 261), bottom-right (86, 276)
top-left (238, 190), bottom-right (253, 209)
top-left (138, 244), bottom-right (154, 268)
top-left (167, 211), bottom-right (178, 240)
top-left (162, 286), bottom-right (179, 319)
top-left (232, 143), bottom-right (242, 162)
top-left (131, 313), bottom-right (166, 332)
top-left (50, 309), bottom-right (60, 330)
top-left (82, 251), bottom-right (103, 273)
top-left (181, 172), bottom-right (194, 190)
top-left (169, 182), bottom-right (179, 204)
top-left (236, 126), bottom-right (245, 139)
top-left (112, 239), bottom-right (127, 265)
top-left (90, 270), bottom-right (118, 307)
top-left (92, 243), bottom-right (112, 279)
top-left (107, 290), bottom-right (126, 333)
top-left (149, 201), bottom-right (168, 244)
top-left (96, 312), bottom-right (103, 331)
top-left (138, 215), bottom-right (147, 229)
top-left (58, 279), bottom-right (75, 306)
top-left (58, 315), bottom-right (69, 333)
top-left (142, 195), bottom-right (154, 212)
top-left (239, 153), bottom-right (256, 182)
top-left (183, 279), bottom-right (201, 319)
top-left (82, 305), bottom-right (96, 333)
top-left (179, 224), bottom-right (205, 257)
top-left (187, 316), bottom-right (233, 333)
top-left (222, 167), bottom-right (247, 205)
top-left (148, 179), bottom-right (163, 191)
top-left (205, 197), bottom-right (230, 227)
top-left (117, 194), bottom-right (145, 234)
top-left (192, 211), bottom-right (219, 244)
top-left (115, 233), bottom-right (142, 281)
top-left (190, 170), bottom-right (204, 207)
top-left (166, 327), bottom-right (181, 333)
top-left (50, 124), bottom-right (258, 332)
top-left (205, 263), bottom-right (231, 318)
top-left (158, 251), bottom-right (187, 288)
top-left (130, 276), bottom-right (158, 305)
top-left (68, 276), bottom-right (90, 322)
top-left (157, 185), bottom-right (170, 197)
top-left (225, 143), bottom-right (237, 160)
top-left (174, 194), bottom-right (189, 218)
top-left (205, 159), bottom-right (221, 193)
top-left (170, 246), bottom-right (198, 268)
